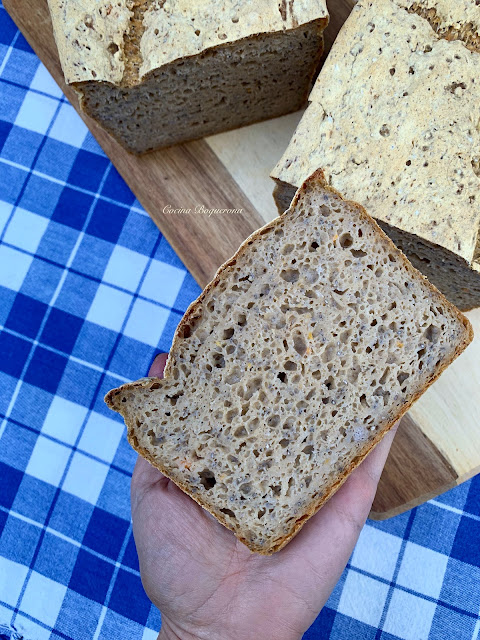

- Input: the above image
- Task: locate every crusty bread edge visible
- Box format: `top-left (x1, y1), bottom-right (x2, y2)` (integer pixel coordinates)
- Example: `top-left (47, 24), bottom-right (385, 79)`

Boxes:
top-left (106, 168), bottom-right (473, 554)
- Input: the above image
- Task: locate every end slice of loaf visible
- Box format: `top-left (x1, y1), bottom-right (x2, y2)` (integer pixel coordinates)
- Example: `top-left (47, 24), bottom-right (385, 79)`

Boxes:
top-left (271, 0), bottom-right (480, 311)
top-left (47, 0), bottom-right (328, 154)
top-left (106, 170), bottom-right (472, 554)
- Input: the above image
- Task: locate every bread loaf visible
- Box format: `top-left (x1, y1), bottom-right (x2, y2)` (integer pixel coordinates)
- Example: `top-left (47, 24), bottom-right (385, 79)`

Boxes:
top-left (106, 170), bottom-right (472, 554)
top-left (271, 0), bottom-right (480, 311)
top-left (47, 0), bottom-right (328, 154)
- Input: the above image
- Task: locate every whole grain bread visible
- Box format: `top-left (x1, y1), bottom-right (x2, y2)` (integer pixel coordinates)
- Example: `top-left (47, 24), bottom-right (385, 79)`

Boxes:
top-left (47, 0), bottom-right (328, 154)
top-left (106, 170), bottom-right (472, 554)
top-left (271, 0), bottom-right (480, 311)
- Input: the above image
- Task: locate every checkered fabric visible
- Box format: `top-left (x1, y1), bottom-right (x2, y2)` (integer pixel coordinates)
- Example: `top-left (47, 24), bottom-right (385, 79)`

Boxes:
top-left (0, 4), bottom-right (479, 640)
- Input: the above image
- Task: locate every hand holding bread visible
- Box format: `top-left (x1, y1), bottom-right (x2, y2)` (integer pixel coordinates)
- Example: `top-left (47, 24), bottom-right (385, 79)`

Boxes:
top-left (132, 354), bottom-right (399, 640)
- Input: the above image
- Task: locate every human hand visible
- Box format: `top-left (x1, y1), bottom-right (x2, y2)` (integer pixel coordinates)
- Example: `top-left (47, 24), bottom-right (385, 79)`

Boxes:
top-left (131, 354), bottom-right (398, 640)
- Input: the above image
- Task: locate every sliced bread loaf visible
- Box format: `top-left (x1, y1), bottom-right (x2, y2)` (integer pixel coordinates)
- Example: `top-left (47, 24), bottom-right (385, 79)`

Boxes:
top-left (271, 0), bottom-right (480, 311)
top-left (106, 170), bottom-right (472, 554)
top-left (47, 0), bottom-right (328, 154)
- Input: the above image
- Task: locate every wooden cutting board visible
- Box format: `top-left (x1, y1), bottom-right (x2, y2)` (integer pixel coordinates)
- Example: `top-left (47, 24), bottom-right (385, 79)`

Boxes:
top-left (6, 0), bottom-right (479, 519)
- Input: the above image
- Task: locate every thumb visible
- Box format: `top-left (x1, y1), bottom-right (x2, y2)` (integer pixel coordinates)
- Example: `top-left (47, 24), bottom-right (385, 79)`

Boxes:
top-left (148, 352), bottom-right (168, 378)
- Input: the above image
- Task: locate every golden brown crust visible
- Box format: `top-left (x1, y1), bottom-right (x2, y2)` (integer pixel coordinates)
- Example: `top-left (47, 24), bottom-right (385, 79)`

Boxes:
top-left (106, 169), bottom-right (472, 554)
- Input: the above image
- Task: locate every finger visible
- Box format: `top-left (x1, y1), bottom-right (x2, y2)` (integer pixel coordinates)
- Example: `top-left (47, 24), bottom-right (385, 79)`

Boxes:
top-left (132, 455), bottom-right (168, 489)
top-left (358, 421), bottom-right (399, 488)
top-left (148, 352), bottom-right (168, 378)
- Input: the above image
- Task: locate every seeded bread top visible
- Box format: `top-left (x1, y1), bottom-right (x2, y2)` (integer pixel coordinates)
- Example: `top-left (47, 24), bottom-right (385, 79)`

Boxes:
top-left (271, 0), bottom-right (480, 266)
top-left (48, 0), bottom-right (328, 86)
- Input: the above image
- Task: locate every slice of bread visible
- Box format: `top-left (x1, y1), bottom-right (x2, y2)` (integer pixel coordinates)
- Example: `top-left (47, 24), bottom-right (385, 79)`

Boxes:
top-left (106, 171), bottom-right (472, 554)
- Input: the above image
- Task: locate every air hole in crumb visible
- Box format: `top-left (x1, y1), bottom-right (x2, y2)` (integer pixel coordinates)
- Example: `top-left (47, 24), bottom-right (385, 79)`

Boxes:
top-left (270, 484), bottom-right (281, 495)
top-left (282, 244), bottom-right (294, 255)
top-left (280, 268), bottom-right (299, 283)
top-left (339, 233), bottom-right (353, 248)
top-left (351, 249), bottom-right (367, 258)
top-left (322, 344), bottom-right (336, 363)
top-left (286, 477), bottom-right (295, 495)
top-left (225, 368), bottom-right (241, 385)
top-left (225, 409), bottom-right (238, 424)
top-left (234, 425), bottom-right (247, 438)
top-left (277, 371), bottom-right (287, 383)
top-left (243, 377), bottom-right (262, 399)
top-left (303, 445), bottom-right (314, 455)
top-left (267, 415), bottom-right (280, 427)
top-left (237, 313), bottom-right (247, 327)
top-left (293, 335), bottom-right (307, 356)
top-left (379, 368), bottom-right (390, 385)
top-left (280, 438), bottom-right (290, 448)
top-left (107, 42), bottom-right (119, 54)
top-left (379, 124), bottom-right (390, 137)
top-left (199, 469), bottom-right (216, 490)
top-left (257, 508), bottom-right (266, 519)
top-left (240, 483), bottom-right (252, 494)
top-left (397, 372), bottom-right (409, 385)
top-left (309, 241), bottom-right (319, 252)
top-left (212, 353), bottom-right (225, 368)
top-left (425, 324), bottom-right (440, 342)
top-left (220, 508), bottom-right (236, 518)
top-left (223, 328), bottom-right (235, 339)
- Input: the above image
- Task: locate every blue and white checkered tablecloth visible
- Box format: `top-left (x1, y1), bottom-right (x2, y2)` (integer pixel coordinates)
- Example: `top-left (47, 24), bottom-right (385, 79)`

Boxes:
top-left (0, 4), bottom-right (479, 639)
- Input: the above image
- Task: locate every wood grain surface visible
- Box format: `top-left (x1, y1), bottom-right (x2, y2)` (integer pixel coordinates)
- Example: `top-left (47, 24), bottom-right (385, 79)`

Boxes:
top-left (6, 0), bottom-right (479, 520)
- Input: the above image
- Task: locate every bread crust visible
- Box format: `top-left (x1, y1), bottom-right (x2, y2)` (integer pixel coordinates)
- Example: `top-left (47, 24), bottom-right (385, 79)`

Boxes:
top-left (106, 169), bottom-right (473, 554)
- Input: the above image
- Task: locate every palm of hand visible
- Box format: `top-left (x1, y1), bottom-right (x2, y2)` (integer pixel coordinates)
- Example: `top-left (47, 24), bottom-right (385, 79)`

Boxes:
top-left (131, 355), bottom-right (397, 640)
